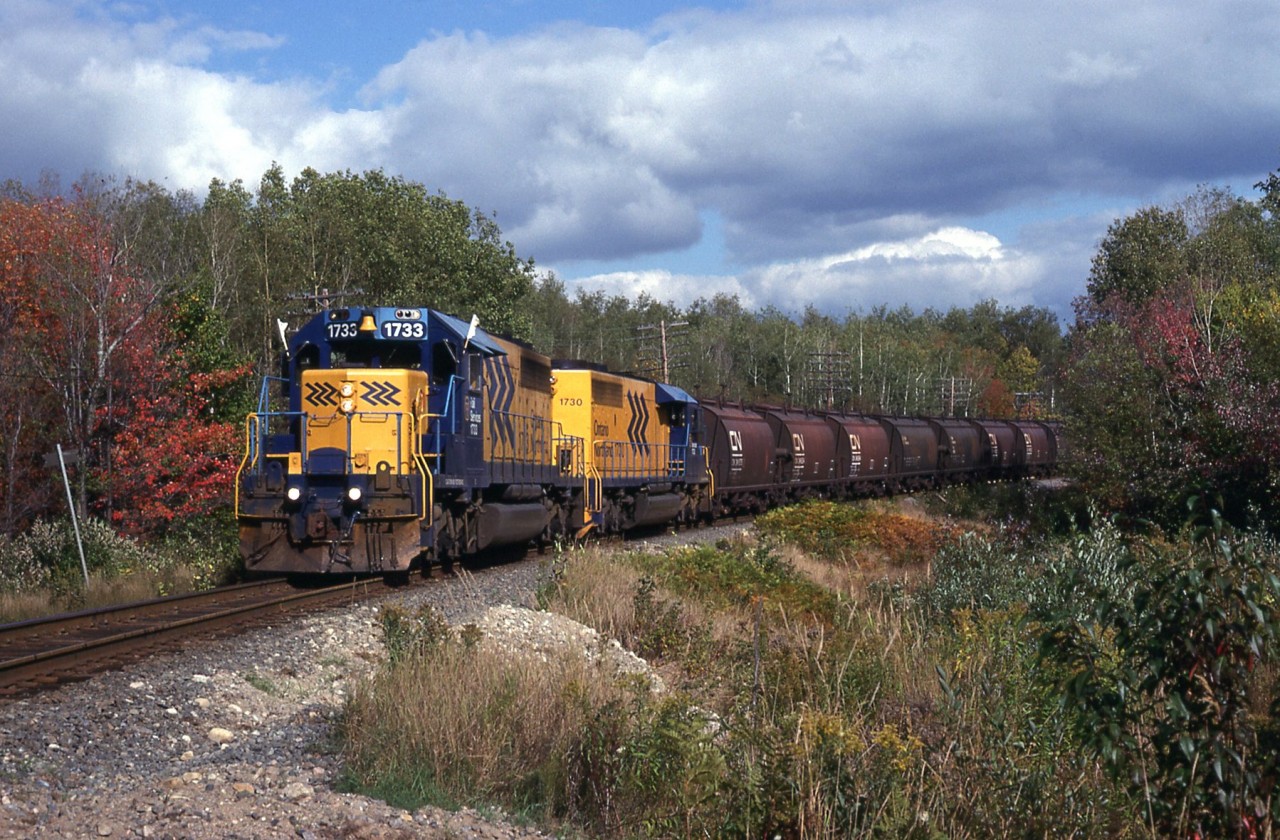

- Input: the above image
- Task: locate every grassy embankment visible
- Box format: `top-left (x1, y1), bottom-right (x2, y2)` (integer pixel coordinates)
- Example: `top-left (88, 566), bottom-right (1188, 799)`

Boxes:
top-left (343, 485), bottom-right (1280, 838)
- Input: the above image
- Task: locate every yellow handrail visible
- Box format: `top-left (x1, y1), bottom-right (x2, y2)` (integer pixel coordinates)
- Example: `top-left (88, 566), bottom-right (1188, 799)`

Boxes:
top-left (234, 414), bottom-right (254, 517)
top-left (412, 413), bottom-right (435, 527)
top-left (585, 464), bottom-right (602, 515)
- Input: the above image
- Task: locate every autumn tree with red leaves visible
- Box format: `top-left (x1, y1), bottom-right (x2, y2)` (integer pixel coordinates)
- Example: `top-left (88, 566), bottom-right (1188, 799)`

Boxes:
top-left (0, 183), bottom-right (249, 539)
top-left (0, 196), bottom-right (64, 531)
top-left (0, 188), bottom-right (170, 519)
top-left (1063, 183), bottom-right (1280, 528)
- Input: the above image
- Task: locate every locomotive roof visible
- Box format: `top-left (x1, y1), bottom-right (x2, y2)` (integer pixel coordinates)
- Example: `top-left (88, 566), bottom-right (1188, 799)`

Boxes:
top-left (430, 310), bottom-right (506, 355)
top-left (291, 306), bottom-right (508, 356)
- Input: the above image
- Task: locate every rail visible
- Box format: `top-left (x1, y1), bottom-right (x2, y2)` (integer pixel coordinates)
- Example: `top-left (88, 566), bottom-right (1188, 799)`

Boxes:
top-left (0, 579), bottom-right (374, 697)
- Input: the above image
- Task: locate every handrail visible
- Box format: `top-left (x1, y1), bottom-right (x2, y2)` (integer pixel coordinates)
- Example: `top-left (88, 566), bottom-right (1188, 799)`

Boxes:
top-left (586, 464), bottom-right (602, 515)
top-left (413, 451), bottom-right (433, 525)
top-left (256, 376), bottom-right (289, 415)
top-left (234, 415), bottom-right (254, 516)
top-left (410, 409), bottom-right (433, 527)
top-left (591, 440), bottom-right (691, 481)
top-left (428, 375), bottom-right (465, 457)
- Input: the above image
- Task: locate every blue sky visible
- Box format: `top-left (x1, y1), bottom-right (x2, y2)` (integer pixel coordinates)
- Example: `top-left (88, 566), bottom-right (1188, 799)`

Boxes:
top-left (3, 0), bottom-right (1278, 323)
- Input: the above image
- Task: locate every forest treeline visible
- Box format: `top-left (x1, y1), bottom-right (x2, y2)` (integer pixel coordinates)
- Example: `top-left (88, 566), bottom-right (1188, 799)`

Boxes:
top-left (3, 162), bottom-right (1280, 540)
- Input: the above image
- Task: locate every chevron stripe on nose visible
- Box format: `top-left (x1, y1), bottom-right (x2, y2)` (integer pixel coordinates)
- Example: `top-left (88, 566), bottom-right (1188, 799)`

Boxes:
top-left (361, 381), bottom-right (402, 407)
top-left (305, 381), bottom-right (340, 407)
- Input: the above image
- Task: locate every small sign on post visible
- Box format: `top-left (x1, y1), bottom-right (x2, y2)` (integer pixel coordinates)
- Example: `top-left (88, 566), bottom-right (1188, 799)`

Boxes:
top-left (42, 448), bottom-right (80, 468)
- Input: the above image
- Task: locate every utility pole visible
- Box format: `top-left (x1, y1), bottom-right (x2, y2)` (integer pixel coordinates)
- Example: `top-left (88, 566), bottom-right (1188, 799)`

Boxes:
top-left (285, 286), bottom-right (366, 314)
top-left (937, 376), bottom-right (973, 416)
top-left (803, 350), bottom-right (852, 411)
top-left (635, 320), bottom-right (688, 381)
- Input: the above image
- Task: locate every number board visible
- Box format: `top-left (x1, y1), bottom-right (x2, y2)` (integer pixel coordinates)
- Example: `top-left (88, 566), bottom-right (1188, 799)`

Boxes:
top-left (380, 321), bottom-right (425, 339)
top-left (326, 322), bottom-right (358, 340)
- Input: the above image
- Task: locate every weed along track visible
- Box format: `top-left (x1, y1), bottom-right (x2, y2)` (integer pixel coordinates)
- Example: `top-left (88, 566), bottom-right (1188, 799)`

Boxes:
top-left (0, 535), bottom-right (568, 838)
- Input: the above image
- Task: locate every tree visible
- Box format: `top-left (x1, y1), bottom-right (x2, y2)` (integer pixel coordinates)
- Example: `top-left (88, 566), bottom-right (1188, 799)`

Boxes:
top-left (102, 353), bottom-right (248, 535)
top-left (1084, 206), bottom-right (1190, 318)
top-left (0, 190), bottom-right (175, 518)
top-left (1065, 181), bottom-right (1280, 529)
top-left (0, 197), bottom-right (64, 531)
top-left (236, 165), bottom-right (538, 359)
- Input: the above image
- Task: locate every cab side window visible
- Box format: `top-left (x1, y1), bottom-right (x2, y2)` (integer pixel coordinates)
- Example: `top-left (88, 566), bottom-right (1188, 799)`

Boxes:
top-left (432, 341), bottom-right (458, 385)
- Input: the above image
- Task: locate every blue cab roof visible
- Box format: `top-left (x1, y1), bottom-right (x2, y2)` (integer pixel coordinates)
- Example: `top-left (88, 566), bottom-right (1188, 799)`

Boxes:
top-left (290, 306), bottom-right (508, 357)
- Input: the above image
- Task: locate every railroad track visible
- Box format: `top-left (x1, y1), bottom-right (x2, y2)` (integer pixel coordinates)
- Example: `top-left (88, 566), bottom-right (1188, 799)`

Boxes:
top-left (0, 577), bottom-right (387, 698)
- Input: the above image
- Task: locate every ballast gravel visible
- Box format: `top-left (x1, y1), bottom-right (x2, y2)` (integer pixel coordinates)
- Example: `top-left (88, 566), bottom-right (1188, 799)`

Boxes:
top-left (0, 525), bottom-right (749, 838)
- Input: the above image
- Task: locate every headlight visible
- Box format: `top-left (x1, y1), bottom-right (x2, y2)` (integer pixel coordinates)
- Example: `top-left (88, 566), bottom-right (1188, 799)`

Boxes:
top-left (340, 398), bottom-right (356, 414)
top-left (286, 486), bottom-right (302, 502)
top-left (347, 486), bottom-right (363, 503)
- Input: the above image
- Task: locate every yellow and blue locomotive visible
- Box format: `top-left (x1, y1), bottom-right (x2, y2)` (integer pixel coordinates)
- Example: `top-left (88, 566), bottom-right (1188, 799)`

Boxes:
top-left (235, 307), bottom-right (709, 574)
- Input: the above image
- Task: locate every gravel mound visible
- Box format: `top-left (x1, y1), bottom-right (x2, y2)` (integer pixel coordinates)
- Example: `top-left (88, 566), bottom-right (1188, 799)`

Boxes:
top-left (0, 524), bottom-right (748, 838)
top-left (0, 561), bottom-right (552, 839)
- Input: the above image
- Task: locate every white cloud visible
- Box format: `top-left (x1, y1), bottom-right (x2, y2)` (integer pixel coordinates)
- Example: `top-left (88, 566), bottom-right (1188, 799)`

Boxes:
top-left (566, 226), bottom-right (1047, 316)
top-left (1, 0), bottom-right (1277, 320)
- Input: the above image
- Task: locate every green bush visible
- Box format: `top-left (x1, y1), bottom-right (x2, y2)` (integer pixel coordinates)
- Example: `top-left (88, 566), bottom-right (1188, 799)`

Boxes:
top-left (1042, 512), bottom-right (1280, 837)
top-left (0, 515), bottom-right (241, 602)
top-left (922, 518), bottom-right (1136, 626)
top-left (150, 514), bottom-right (242, 587)
top-left (0, 517), bottom-right (146, 595)
top-left (637, 541), bottom-right (837, 620)
top-left (379, 603), bottom-right (453, 664)
top-left (931, 481), bottom-right (1094, 538)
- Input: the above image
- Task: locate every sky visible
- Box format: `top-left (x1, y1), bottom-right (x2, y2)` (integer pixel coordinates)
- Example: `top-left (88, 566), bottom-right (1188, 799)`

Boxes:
top-left (3, 0), bottom-right (1278, 324)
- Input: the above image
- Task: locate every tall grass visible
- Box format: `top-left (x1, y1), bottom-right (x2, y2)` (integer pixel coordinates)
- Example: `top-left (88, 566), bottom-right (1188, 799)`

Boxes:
top-left (342, 622), bottom-right (646, 818)
top-left (341, 499), bottom-right (1280, 838)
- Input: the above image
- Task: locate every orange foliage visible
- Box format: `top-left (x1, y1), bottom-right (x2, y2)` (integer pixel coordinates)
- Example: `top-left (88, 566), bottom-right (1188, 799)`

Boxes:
top-left (757, 501), bottom-right (961, 567)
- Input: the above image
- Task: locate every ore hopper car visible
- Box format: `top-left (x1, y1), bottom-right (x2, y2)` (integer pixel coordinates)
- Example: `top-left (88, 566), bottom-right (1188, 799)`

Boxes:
top-left (927, 418), bottom-right (985, 484)
top-left (969, 419), bottom-right (1019, 479)
top-left (1011, 421), bottom-right (1055, 478)
top-left (875, 416), bottom-right (941, 491)
top-left (762, 408), bottom-right (838, 495)
top-left (824, 413), bottom-right (892, 496)
top-left (701, 403), bottom-right (778, 515)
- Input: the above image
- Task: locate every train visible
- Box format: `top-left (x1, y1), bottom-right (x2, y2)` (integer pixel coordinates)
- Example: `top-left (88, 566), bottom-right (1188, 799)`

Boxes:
top-left (235, 306), bottom-right (1063, 574)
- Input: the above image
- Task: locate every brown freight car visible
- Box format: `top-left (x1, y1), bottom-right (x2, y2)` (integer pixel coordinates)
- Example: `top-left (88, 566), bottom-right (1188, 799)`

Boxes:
top-left (701, 403), bottom-right (777, 514)
top-left (875, 416), bottom-right (940, 491)
top-left (824, 413), bottom-right (892, 495)
top-left (762, 407), bottom-right (838, 490)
